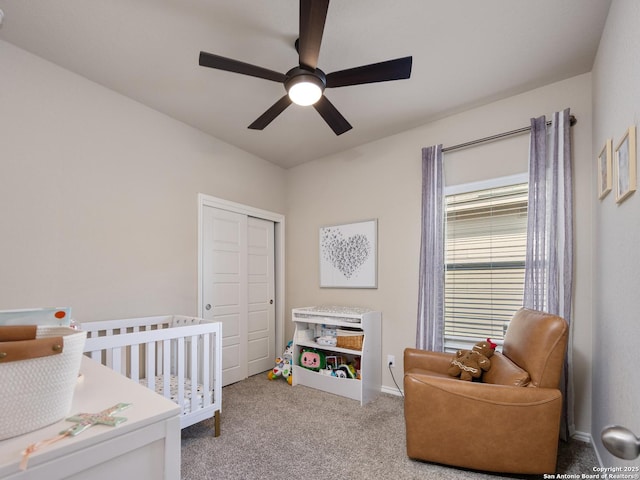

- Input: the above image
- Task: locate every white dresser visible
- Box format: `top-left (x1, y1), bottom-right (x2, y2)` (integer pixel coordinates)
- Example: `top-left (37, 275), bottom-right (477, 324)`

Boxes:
top-left (0, 357), bottom-right (181, 480)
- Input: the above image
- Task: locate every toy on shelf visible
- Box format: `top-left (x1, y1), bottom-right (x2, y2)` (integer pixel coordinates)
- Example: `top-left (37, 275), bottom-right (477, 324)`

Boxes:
top-left (299, 347), bottom-right (326, 372)
top-left (317, 354), bottom-right (360, 379)
top-left (267, 341), bottom-right (293, 385)
top-left (334, 364), bottom-right (357, 379)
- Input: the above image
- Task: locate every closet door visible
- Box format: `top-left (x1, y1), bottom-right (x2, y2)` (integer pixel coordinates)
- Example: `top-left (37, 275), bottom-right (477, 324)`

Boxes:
top-left (247, 217), bottom-right (275, 376)
top-left (202, 207), bottom-right (276, 386)
top-left (202, 207), bottom-right (248, 386)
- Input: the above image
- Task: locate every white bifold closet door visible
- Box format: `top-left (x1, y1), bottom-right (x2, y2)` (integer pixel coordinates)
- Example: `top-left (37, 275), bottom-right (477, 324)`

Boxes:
top-left (201, 206), bottom-right (275, 386)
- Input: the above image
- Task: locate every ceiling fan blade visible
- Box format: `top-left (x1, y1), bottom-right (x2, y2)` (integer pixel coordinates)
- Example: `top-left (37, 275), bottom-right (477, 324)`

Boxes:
top-left (199, 51), bottom-right (286, 83)
top-left (325, 56), bottom-right (413, 88)
top-left (313, 95), bottom-right (352, 136)
top-left (248, 95), bottom-right (293, 130)
top-left (298, 0), bottom-right (329, 70)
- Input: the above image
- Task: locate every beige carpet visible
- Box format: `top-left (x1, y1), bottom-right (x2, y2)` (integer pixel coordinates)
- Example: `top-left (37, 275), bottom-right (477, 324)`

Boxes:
top-left (181, 372), bottom-right (597, 480)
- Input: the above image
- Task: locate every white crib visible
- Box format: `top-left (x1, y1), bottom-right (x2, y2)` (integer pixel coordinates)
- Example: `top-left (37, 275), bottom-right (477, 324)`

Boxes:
top-left (79, 315), bottom-right (222, 436)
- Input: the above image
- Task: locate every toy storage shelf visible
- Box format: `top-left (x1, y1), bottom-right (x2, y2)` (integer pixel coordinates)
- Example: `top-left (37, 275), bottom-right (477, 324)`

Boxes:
top-left (291, 306), bottom-right (381, 405)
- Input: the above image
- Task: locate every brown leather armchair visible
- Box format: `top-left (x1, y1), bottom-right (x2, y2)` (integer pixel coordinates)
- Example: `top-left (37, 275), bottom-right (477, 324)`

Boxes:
top-left (403, 308), bottom-right (568, 475)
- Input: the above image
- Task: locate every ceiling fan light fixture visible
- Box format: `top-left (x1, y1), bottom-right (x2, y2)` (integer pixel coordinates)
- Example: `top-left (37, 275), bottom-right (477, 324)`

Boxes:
top-left (286, 73), bottom-right (324, 106)
top-left (288, 81), bottom-right (322, 106)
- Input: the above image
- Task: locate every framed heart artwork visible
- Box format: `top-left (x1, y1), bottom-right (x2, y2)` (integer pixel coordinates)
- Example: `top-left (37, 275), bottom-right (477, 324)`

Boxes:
top-left (319, 219), bottom-right (377, 288)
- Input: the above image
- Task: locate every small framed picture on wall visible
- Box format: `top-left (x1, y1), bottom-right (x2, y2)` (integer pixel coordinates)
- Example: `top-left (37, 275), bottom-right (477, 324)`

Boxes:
top-left (598, 139), bottom-right (612, 199)
top-left (614, 125), bottom-right (637, 204)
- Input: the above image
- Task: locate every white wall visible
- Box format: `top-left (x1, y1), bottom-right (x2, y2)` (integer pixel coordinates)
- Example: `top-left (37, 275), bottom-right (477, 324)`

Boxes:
top-left (591, 0), bottom-right (640, 466)
top-left (0, 40), bottom-right (286, 322)
top-left (286, 73), bottom-right (594, 435)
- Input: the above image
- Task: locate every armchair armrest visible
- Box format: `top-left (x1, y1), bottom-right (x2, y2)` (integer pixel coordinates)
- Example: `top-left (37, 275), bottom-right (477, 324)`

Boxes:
top-left (404, 347), bottom-right (453, 375)
top-left (407, 372), bottom-right (560, 404)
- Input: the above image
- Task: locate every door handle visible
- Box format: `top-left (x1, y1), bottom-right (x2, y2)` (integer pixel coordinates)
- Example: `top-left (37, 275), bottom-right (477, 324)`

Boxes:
top-left (602, 425), bottom-right (640, 459)
top-left (205, 304), bottom-right (212, 311)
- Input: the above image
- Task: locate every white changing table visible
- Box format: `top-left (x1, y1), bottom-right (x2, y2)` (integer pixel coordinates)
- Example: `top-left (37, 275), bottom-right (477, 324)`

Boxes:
top-left (0, 357), bottom-right (181, 480)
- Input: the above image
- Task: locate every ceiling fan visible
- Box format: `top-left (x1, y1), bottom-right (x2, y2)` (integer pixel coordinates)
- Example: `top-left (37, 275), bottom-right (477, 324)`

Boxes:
top-left (198, 0), bottom-right (412, 136)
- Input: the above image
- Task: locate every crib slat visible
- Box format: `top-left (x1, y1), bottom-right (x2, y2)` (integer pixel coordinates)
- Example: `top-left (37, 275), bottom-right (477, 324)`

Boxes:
top-left (130, 344), bottom-right (139, 382)
top-left (202, 333), bottom-right (211, 406)
top-left (177, 337), bottom-right (185, 411)
top-left (111, 346), bottom-right (122, 374)
top-left (163, 339), bottom-right (171, 401)
top-left (105, 329), bottom-right (114, 368)
top-left (146, 341), bottom-right (156, 391)
top-left (190, 334), bottom-right (198, 413)
top-left (156, 333), bottom-right (163, 374)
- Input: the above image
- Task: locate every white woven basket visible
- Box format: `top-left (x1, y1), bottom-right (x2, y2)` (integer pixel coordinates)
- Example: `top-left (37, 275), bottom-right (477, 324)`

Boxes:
top-left (0, 326), bottom-right (86, 440)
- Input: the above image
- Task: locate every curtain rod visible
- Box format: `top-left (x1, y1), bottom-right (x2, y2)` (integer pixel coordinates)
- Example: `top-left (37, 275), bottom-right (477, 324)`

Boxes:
top-left (442, 114), bottom-right (577, 153)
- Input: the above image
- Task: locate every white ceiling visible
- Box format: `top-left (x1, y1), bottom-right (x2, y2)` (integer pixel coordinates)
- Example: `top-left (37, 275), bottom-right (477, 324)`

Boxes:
top-left (0, 0), bottom-right (611, 169)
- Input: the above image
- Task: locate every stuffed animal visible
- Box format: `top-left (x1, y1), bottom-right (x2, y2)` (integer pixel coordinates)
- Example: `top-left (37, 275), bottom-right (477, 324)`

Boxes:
top-left (448, 338), bottom-right (497, 381)
top-left (336, 364), bottom-right (357, 379)
top-left (299, 348), bottom-right (326, 372)
top-left (267, 341), bottom-right (293, 384)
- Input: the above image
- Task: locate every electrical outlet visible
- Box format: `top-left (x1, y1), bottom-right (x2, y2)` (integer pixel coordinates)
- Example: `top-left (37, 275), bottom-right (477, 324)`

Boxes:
top-left (387, 354), bottom-right (395, 367)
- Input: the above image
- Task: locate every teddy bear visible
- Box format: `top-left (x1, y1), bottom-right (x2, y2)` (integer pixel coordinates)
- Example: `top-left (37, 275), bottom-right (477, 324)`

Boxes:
top-left (447, 338), bottom-right (496, 381)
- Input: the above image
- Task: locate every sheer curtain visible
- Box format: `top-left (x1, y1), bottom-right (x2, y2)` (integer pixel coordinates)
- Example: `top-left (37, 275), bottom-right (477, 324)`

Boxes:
top-left (416, 145), bottom-right (445, 351)
top-left (523, 108), bottom-right (574, 440)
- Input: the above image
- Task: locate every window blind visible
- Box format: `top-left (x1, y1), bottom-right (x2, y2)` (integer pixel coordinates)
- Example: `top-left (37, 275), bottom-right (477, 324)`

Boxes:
top-left (444, 183), bottom-right (528, 347)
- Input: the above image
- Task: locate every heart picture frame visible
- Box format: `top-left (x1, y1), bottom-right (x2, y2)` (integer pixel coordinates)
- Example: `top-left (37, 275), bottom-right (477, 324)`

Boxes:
top-left (319, 219), bottom-right (377, 288)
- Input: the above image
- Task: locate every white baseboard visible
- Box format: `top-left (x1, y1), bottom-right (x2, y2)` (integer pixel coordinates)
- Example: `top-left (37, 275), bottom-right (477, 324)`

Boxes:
top-left (572, 430), bottom-right (592, 443)
top-left (381, 384), bottom-right (403, 396)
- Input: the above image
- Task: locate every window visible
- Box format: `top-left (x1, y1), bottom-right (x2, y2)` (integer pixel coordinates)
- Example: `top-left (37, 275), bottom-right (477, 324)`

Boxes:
top-left (444, 177), bottom-right (528, 351)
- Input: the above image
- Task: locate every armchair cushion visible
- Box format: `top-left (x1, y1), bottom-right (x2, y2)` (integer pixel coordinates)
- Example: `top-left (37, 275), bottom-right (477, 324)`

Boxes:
top-left (502, 308), bottom-right (567, 388)
top-left (482, 352), bottom-right (530, 387)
